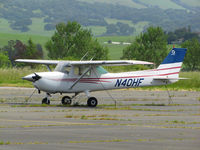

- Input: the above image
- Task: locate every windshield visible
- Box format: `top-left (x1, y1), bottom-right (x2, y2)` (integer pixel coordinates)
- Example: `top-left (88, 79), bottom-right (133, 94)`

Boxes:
top-left (96, 66), bottom-right (108, 74)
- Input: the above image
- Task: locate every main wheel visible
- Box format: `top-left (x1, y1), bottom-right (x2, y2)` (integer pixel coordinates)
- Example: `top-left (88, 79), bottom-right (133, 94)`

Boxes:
top-left (62, 96), bottom-right (72, 105)
top-left (42, 97), bottom-right (50, 105)
top-left (87, 97), bottom-right (98, 107)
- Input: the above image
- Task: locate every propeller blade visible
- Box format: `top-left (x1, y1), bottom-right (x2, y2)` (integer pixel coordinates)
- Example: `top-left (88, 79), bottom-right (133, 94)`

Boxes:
top-left (32, 73), bottom-right (41, 82)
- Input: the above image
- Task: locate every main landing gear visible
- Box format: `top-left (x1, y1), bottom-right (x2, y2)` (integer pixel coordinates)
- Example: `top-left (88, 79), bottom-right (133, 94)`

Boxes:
top-left (61, 96), bottom-right (72, 105)
top-left (87, 97), bottom-right (98, 107)
top-left (61, 96), bottom-right (98, 107)
top-left (41, 93), bottom-right (98, 107)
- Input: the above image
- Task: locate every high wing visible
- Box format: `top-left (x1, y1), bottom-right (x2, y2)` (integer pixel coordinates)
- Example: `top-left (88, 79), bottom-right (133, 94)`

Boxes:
top-left (15, 59), bottom-right (153, 66)
top-left (15, 59), bottom-right (59, 65)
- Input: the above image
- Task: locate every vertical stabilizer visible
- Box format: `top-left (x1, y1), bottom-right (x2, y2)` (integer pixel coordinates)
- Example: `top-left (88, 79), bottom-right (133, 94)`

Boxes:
top-left (157, 48), bottom-right (187, 78)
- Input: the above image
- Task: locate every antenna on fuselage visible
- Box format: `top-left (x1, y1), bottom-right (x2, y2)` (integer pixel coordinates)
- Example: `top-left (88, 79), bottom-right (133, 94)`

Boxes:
top-left (80, 52), bottom-right (89, 61)
top-left (90, 54), bottom-right (96, 61)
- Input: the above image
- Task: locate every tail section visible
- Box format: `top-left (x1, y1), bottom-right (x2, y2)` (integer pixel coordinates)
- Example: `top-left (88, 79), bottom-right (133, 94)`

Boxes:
top-left (157, 48), bottom-right (187, 78)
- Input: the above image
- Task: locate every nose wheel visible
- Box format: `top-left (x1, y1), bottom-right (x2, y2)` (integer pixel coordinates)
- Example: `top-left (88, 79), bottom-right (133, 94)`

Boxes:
top-left (42, 97), bottom-right (50, 104)
top-left (42, 93), bottom-right (51, 104)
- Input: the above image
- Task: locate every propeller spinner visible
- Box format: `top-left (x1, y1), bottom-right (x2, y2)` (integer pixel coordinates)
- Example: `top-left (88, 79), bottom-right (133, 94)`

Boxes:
top-left (23, 73), bottom-right (42, 82)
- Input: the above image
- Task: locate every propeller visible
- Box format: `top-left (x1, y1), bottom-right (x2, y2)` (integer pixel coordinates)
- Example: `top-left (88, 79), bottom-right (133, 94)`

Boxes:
top-left (32, 73), bottom-right (41, 82)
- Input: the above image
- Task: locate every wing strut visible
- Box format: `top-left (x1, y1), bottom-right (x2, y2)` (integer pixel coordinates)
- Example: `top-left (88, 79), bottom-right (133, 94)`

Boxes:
top-left (45, 65), bottom-right (52, 72)
top-left (69, 66), bottom-right (92, 90)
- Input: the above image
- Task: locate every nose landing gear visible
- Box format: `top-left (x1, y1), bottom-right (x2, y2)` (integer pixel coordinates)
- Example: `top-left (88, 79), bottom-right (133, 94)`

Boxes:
top-left (42, 93), bottom-right (51, 104)
top-left (42, 97), bottom-right (50, 104)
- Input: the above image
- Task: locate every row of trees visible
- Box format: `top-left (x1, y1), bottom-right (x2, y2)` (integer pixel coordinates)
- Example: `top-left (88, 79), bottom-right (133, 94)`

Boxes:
top-left (0, 21), bottom-right (199, 71)
top-left (167, 26), bottom-right (199, 44)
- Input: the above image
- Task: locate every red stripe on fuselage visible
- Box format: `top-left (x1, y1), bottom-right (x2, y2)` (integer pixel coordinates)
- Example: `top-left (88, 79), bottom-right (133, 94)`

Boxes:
top-left (49, 72), bottom-right (179, 83)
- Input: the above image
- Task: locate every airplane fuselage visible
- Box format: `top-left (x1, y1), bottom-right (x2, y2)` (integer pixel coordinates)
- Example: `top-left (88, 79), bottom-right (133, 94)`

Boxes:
top-left (28, 69), bottom-right (176, 94)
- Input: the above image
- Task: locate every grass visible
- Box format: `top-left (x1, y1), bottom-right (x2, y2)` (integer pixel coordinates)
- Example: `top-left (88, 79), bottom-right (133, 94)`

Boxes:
top-left (140, 72), bottom-right (200, 91)
top-left (0, 18), bottom-right (53, 36)
top-left (0, 141), bottom-right (11, 145)
top-left (0, 67), bottom-right (46, 87)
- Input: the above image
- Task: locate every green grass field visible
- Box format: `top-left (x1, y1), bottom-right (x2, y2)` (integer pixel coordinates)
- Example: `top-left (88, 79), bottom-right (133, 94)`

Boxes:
top-left (0, 32), bottom-right (49, 47)
top-left (0, 68), bottom-right (199, 91)
top-left (0, 32), bottom-right (134, 59)
top-left (0, 18), bottom-right (53, 36)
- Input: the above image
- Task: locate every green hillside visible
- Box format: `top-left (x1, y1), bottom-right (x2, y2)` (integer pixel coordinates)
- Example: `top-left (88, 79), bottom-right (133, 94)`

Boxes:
top-left (0, 0), bottom-right (199, 37)
top-left (181, 0), bottom-right (200, 7)
top-left (78, 0), bottom-right (145, 8)
top-left (79, 0), bottom-right (192, 9)
top-left (139, 0), bottom-right (185, 9)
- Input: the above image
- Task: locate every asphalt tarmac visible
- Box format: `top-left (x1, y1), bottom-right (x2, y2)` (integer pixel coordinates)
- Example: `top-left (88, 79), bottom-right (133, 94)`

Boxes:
top-left (0, 87), bottom-right (200, 150)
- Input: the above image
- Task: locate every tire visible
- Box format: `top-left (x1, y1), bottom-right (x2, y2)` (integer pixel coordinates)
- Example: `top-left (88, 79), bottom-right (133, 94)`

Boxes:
top-left (42, 98), bottom-right (50, 105)
top-left (87, 97), bottom-right (98, 107)
top-left (62, 96), bottom-right (72, 105)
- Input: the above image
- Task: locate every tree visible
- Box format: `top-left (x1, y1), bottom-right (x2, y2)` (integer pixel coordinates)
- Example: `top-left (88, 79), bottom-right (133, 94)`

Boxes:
top-left (2, 40), bottom-right (16, 66)
top-left (45, 21), bottom-right (108, 60)
top-left (122, 26), bottom-right (168, 66)
top-left (181, 38), bottom-right (200, 71)
top-left (105, 22), bottom-right (135, 36)
top-left (2, 39), bottom-right (43, 66)
top-left (0, 50), bottom-right (11, 68)
top-left (167, 27), bottom-right (199, 44)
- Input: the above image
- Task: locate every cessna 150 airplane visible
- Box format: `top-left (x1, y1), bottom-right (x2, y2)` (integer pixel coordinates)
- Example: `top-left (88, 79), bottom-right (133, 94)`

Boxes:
top-left (16, 48), bottom-right (187, 107)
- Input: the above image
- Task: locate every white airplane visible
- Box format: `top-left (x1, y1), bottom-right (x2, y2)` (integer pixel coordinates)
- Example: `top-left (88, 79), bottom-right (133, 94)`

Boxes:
top-left (16, 48), bottom-right (187, 107)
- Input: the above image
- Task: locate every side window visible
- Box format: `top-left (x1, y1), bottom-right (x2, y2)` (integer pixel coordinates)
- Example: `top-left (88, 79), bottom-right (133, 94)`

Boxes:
top-left (74, 66), bottom-right (91, 76)
top-left (74, 66), bottom-right (80, 76)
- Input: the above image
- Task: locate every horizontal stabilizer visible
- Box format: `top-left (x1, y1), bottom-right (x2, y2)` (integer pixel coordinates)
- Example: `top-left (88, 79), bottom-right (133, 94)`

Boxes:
top-left (153, 77), bottom-right (188, 80)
